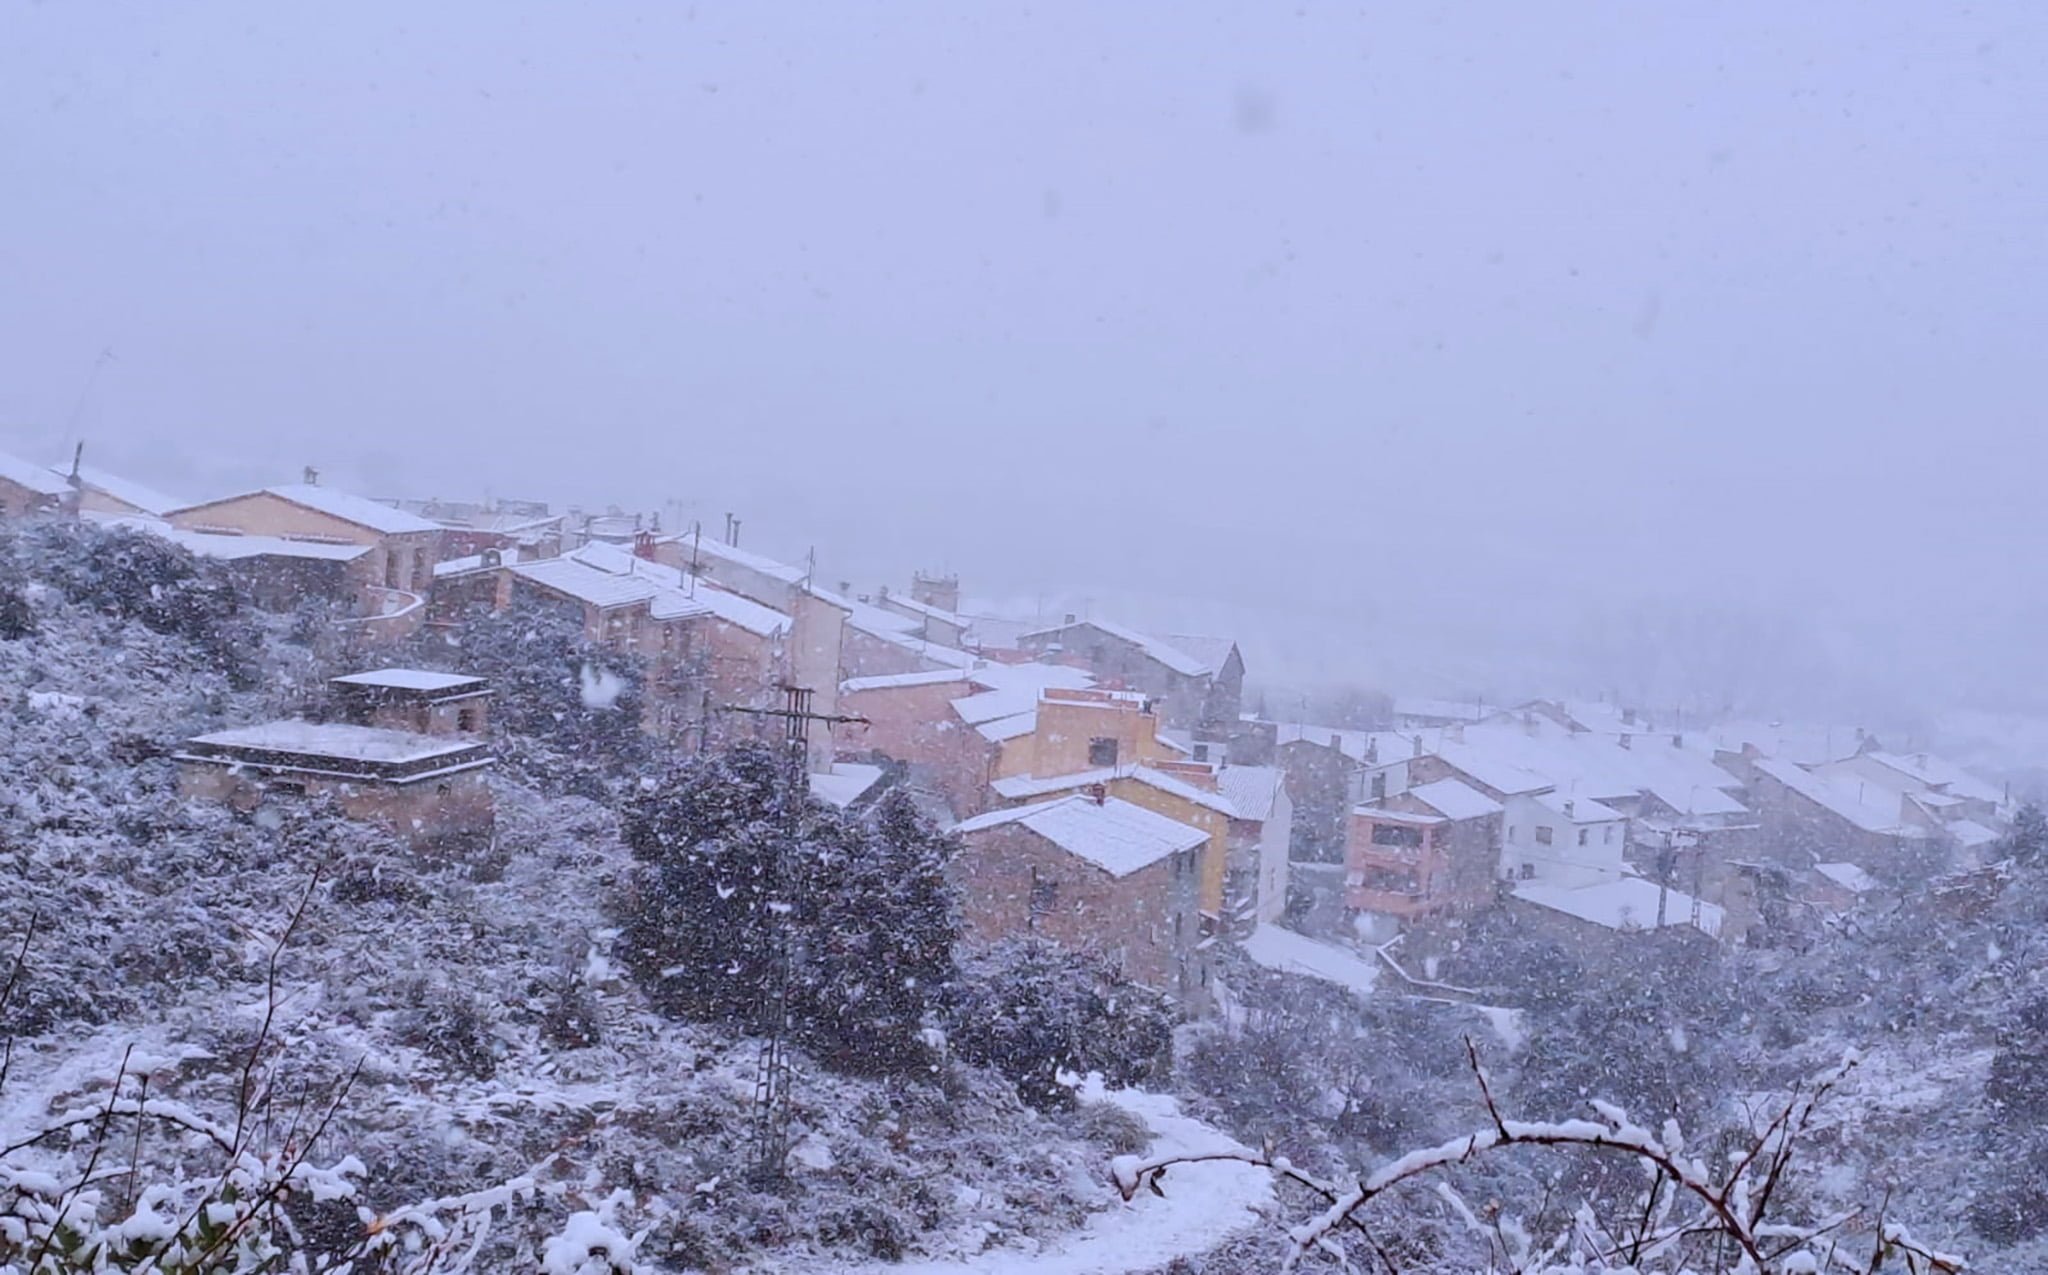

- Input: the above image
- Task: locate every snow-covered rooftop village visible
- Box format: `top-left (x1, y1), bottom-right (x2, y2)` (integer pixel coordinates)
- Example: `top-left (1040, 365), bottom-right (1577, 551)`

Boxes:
top-left (0, 450), bottom-right (2031, 1272)
top-left (7, 3), bottom-right (2047, 1271)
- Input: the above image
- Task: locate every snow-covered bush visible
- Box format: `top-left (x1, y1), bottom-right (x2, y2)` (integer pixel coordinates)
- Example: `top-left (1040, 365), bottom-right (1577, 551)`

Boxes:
top-left (947, 936), bottom-right (1177, 1110)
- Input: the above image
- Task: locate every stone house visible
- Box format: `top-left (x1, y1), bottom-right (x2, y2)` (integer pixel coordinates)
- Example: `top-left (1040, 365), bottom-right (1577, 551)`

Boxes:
top-left (1747, 756), bottom-right (1955, 883)
top-left (1016, 618), bottom-right (1243, 741)
top-left (492, 550), bottom-right (791, 744)
top-left (174, 720), bottom-right (493, 849)
top-left (165, 481), bottom-right (448, 617)
top-left (330, 668), bottom-right (492, 736)
top-left (952, 792), bottom-right (1210, 1001)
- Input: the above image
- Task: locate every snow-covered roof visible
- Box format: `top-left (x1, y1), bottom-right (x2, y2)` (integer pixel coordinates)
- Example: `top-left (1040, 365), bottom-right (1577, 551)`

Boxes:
top-left (1269, 723), bottom-right (1420, 767)
top-left (976, 711), bottom-right (1039, 743)
top-left (683, 533), bottom-right (810, 585)
top-left (879, 591), bottom-right (969, 627)
top-left (433, 552), bottom-right (490, 577)
top-left (562, 542), bottom-right (789, 637)
top-left (0, 448), bottom-right (72, 497)
top-left (1752, 758), bottom-right (1932, 838)
top-left (1158, 633), bottom-right (1238, 675)
top-left (1532, 791), bottom-right (1627, 823)
top-left (1407, 778), bottom-right (1504, 821)
top-left (1240, 924), bottom-right (1378, 995)
top-left (511, 557), bottom-right (663, 610)
top-left (1435, 724), bottom-right (1750, 816)
top-left (1815, 862), bottom-right (1879, 894)
top-left (99, 516), bottom-right (374, 562)
top-left (988, 765), bottom-right (1238, 817)
top-left (1393, 696), bottom-right (1490, 724)
top-left (841, 668), bottom-right (977, 694)
top-left (1354, 805), bottom-right (1445, 827)
top-left (1949, 819), bottom-right (2001, 849)
top-left (332, 668), bottom-right (487, 694)
top-left (1020, 618), bottom-right (1216, 678)
top-left (56, 463), bottom-right (185, 515)
top-left (181, 720), bottom-right (484, 767)
top-left (953, 795), bottom-right (1208, 877)
top-left (1513, 877), bottom-right (1724, 937)
top-left (1215, 765), bottom-right (1283, 822)
top-left (1432, 742), bottom-right (1553, 796)
top-left (953, 686), bottom-right (1042, 727)
top-left (809, 763), bottom-right (886, 809)
top-left (1863, 751), bottom-right (2005, 806)
top-left (251, 484), bottom-right (444, 534)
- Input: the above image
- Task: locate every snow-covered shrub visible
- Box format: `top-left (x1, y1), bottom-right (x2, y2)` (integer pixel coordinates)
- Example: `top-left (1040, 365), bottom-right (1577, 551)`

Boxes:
top-left (395, 988), bottom-right (502, 1080)
top-left (948, 936), bottom-right (1177, 1110)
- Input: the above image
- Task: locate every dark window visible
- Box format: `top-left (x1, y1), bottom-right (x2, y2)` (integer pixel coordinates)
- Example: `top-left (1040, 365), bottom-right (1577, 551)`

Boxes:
top-left (1088, 736), bottom-right (1119, 767)
top-left (1370, 772), bottom-right (1387, 800)
top-left (1535, 826), bottom-right (1554, 846)
top-left (1370, 823), bottom-right (1423, 848)
top-left (457, 707), bottom-right (479, 732)
top-left (1519, 862), bottom-right (1536, 880)
top-left (1578, 827), bottom-right (1589, 846)
top-left (266, 779), bottom-right (307, 797)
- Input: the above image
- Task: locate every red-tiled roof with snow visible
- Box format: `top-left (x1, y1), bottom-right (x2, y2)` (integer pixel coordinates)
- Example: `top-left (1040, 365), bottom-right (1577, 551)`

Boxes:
top-left (953, 794), bottom-right (1208, 877)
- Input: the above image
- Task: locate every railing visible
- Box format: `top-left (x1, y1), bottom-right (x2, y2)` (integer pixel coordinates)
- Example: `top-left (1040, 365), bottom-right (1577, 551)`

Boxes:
top-left (334, 585), bottom-right (426, 642)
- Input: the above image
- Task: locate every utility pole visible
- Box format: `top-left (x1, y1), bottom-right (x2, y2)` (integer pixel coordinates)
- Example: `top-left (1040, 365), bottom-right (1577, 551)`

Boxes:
top-left (719, 686), bottom-right (868, 1182)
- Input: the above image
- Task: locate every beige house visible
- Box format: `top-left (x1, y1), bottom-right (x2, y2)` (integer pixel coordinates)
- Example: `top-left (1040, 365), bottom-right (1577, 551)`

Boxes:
top-left (952, 792), bottom-right (1210, 1000)
top-left (175, 720), bottom-right (493, 849)
top-left (0, 449), bottom-right (69, 519)
top-left (166, 482), bottom-right (447, 614)
top-left (60, 463), bottom-right (187, 518)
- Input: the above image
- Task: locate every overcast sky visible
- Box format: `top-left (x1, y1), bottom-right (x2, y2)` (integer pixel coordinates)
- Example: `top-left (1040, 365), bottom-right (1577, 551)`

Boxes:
top-left (3, 3), bottom-right (2043, 722)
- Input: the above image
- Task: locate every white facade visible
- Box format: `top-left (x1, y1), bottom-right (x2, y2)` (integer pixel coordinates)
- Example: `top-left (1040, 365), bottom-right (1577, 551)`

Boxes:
top-left (1502, 792), bottom-right (1629, 889)
top-left (1255, 783), bottom-right (1295, 924)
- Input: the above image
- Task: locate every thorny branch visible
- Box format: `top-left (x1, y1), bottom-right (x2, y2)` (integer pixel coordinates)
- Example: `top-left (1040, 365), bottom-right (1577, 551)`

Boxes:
top-left (1111, 1037), bottom-right (1965, 1275)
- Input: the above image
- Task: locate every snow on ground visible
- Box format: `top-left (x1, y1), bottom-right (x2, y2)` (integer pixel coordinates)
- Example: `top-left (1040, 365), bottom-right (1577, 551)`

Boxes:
top-left (1241, 924), bottom-right (1378, 996)
top-left (806, 1081), bottom-right (1272, 1275)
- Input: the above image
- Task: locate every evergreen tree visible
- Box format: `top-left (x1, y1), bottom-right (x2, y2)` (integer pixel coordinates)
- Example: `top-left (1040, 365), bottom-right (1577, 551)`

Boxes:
top-left (619, 744), bottom-right (794, 1028)
top-left (2003, 801), bottom-right (2047, 868)
top-left (1972, 996), bottom-right (2048, 1241)
top-left (799, 788), bottom-right (959, 1073)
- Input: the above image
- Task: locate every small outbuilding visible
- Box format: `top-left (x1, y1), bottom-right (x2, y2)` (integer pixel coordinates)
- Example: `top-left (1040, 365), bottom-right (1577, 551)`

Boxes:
top-left (175, 720), bottom-right (493, 849)
top-left (330, 668), bottom-right (492, 735)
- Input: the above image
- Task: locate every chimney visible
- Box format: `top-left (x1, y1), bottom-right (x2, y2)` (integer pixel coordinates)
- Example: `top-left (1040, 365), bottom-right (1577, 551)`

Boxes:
top-left (1564, 800), bottom-right (1575, 818)
top-left (1672, 732), bottom-right (1684, 748)
top-left (1622, 707), bottom-right (1638, 726)
top-left (1063, 612), bottom-right (1077, 625)
top-left (878, 584), bottom-right (890, 599)
top-left (838, 581), bottom-right (852, 598)
top-left (1086, 782), bottom-right (1108, 806)
top-left (1192, 743), bottom-right (1210, 762)
top-left (632, 530), bottom-right (656, 559)
top-left (303, 465), bottom-right (320, 486)
top-left (1411, 734), bottom-right (1423, 757)
top-left (1619, 733), bottom-right (1632, 750)
top-left (1365, 737), bottom-right (1378, 763)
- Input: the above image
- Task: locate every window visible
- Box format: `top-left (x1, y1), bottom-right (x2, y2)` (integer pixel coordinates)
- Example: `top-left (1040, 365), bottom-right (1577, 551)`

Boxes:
top-left (265, 779), bottom-right (307, 797)
top-left (457, 707), bottom-right (479, 732)
top-left (1605, 825), bottom-right (1616, 844)
top-left (1370, 772), bottom-right (1387, 800)
top-left (1578, 828), bottom-right (1589, 846)
top-left (1370, 823), bottom-right (1423, 848)
top-left (435, 782), bottom-right (452, 795)
top-left (1535, 826), bottom-right (1554, 846)
top-left (1519, 862), bottom-right (1536, 880)
top-left (1087, 736), bottom-right (1119, 767)
top-left (1507, 825), bottom-right (1518, 843)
